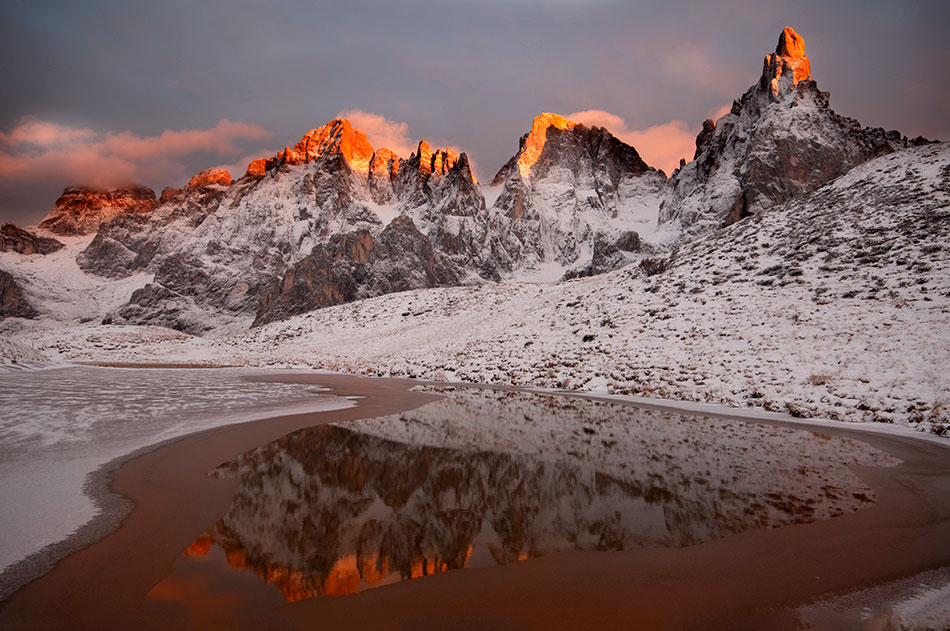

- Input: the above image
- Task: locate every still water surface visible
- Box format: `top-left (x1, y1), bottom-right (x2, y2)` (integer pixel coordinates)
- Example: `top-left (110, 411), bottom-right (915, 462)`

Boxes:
top-left (148, 387), bottom-right (897, 605)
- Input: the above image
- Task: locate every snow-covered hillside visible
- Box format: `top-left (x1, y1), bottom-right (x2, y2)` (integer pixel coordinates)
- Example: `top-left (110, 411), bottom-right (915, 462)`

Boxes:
top-left (8, 143), bottom-right (947, 433)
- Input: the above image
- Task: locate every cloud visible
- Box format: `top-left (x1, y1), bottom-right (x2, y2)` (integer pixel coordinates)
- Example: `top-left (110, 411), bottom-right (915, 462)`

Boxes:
top-left (566, 105), bottom-right (731, 175)
top-left (710, 104), bottom-right (733, 121)
top-left (337, 109), bottom-right (416, 158)
top-left (0, 117), bottom-right (272, 188)
top-left (0, 119), bottom-right (97, 148)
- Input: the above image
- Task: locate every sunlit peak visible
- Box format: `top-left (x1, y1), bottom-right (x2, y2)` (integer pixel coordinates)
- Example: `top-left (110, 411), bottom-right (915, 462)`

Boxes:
top-left (517, 112), bottom-right (578, 178)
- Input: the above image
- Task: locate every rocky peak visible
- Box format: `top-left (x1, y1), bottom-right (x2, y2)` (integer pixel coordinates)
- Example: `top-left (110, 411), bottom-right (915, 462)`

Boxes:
top-left (762, 27), bottom-right (812, 98)
top-left (1, 223), bottom-right (64, 255)
top-left (159, 187), bottom-right (181, 204)
top-left (394, 141), bottom-right (479, 210)
top-left (278, 119), bottom-right (375, 173)
top-left (369, 148), bottom-right (399, 177)
top-left (187, 168), bottom-right (232, 189)
top-left (486, 112), bottom-right (665, 276)
top-left (517, 113), bottom-right (577, 178)
top-left (38, 183), bottom-right (157, 235)
top-left (657, 27), bottom-right (926, 244)
top-left (244, 158), bottom-right (268, 178)
top-left (368, 148), bottom-right (400, 204)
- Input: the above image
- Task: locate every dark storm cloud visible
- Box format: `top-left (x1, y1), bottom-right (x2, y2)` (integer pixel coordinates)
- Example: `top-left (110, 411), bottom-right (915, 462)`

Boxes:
top-left (0, 0), bottom-right (946, 225)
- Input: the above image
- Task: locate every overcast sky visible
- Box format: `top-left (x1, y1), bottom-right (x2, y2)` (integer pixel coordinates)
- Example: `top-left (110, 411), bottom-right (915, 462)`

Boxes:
top-left (1, 0), bottom-right (947, 225)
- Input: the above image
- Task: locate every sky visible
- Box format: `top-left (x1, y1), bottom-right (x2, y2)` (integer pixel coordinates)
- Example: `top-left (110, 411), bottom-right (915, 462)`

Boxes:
top-left (1, 0), bottom-right (947, 226)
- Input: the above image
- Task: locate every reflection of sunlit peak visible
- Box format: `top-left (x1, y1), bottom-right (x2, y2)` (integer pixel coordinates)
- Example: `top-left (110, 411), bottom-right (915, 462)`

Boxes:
top-left (226, 548), bottom-right (247, 570)
top-left (183, 535), bottom-right (211, 557)
top-left (323, 555), bottom-right (362, 596)
top-left (517, 112), bottom-right (578, 178)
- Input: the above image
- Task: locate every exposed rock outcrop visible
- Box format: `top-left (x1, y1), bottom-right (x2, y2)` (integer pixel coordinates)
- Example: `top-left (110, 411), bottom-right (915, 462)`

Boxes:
top-left (187, 168), bottom-right (232, 189)
top-left (39, 184), bottom-right (158, 235)
top-left (0, 269), bottom-right (37, 319)
top-left (0, 223), bottom-right (64, 255)
top-left (276, 119), bottom-right (376, 173)
top-left (657, 27), bottom-right (928, 243)
top-left (253, 215), bottom-right (460, 326)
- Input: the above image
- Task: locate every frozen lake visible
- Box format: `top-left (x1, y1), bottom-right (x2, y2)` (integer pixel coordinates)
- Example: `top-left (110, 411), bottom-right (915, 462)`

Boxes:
top-left (0, 366), bottom-right (354, 575)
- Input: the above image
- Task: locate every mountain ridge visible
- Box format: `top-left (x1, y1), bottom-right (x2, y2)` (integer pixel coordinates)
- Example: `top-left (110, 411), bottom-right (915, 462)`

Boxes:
top-left (0, 26), bottom-right (935, 333)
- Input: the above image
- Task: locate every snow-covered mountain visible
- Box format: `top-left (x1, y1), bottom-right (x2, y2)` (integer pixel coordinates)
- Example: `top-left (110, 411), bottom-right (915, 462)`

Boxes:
top-left (488, 112), bottom-right (666, 279)
top-left (0, 27), bottom-right (945, 432)
top-left (39, 184), bottom-right (159, 236)
top-left (0, 112), bottom-right (664, 331)
top-left (655, 27), bottom-right (929, 245)
top-left (16, 140), bottom-right (943, 429)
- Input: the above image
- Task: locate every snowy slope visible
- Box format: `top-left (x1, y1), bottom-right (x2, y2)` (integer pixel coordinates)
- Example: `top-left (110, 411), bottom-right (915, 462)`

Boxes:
top-left (0, 233), bottom-right (152, 324)
top-left (11, 143), bottom-right (947, 432)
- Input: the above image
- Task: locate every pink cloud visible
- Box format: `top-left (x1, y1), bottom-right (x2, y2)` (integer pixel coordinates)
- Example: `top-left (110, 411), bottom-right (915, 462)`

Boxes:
top-left (566, 105), bottom-right (732, 175)
top-left (0, 118), bottom-right (97, 148)
top-left (566, 109), bottom-right (693, 174)
top-left (337, 109), bottom-right (416, 158)
top-left (0, 117), bottom-right (272, 188)
top-left (710, 104), bottom-right (733, 121)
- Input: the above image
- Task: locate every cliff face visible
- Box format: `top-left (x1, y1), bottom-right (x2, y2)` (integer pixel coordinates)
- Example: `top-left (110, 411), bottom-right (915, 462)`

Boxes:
top-left (0, 269), bottom-right (37, 319)
top-left (656, 27), bottom-right (928, 245)
top-left (252, 215), bottom-right (460, 326)
top-left (0, 223), bottom-right (63, 255)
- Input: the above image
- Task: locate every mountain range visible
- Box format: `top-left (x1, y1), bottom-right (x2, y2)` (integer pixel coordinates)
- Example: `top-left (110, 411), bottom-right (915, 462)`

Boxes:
top-left (2, 26), bottom-right (929, 333)
top-left (1, 27), bottom-right (947, 434)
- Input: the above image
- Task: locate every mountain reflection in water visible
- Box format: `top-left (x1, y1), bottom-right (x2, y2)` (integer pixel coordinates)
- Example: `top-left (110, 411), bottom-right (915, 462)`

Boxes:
top-left (155, 387), bottom-right (897, 603)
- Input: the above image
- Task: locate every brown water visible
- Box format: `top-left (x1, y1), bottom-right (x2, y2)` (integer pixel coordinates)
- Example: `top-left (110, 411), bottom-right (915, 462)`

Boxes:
top-left (148, 387), bottom-right (897, 607)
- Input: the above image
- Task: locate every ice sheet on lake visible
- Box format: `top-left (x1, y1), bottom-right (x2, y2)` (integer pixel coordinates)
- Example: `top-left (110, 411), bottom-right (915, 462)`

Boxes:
top-left (0, 366), bottom-right (354, 574)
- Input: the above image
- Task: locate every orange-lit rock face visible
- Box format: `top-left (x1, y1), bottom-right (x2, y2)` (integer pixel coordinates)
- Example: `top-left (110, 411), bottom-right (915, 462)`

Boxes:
top-left (369, 148), bottom-right (398, 179)
top-left (38, 184), bottom-right (158, 235)
top-left (321, 556), bottom-right (363, 596)
top-left (763, 26), bottom-right (812, 97)
top-left (183, 535), bottom-right (211, 557)
top-left (412, 140), bottom-right (460, 179)
top-left (245, 157), bottom-right (267, 178)
top-left (517, 112), bottom-right (576, 178)
top-left (279, 119), bottom-right (375, 174)
top-left (159, 186), bottom-right (181, 204)
top-left (186, 168), bottom-right (232, 189)
top-left (777, 26), bottom-right (806, 58)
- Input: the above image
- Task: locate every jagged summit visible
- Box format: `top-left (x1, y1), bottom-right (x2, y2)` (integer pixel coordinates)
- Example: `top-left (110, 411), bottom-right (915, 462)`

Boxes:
top-left (487, 112), bottom-right (665, 277)
top-left (764, 27), bottom-right (811, 97)
top-left (281, 118), bottom-right (375, 173)
top-left (517, 113), bottom-right (577, 178)
top-left (656, 26), bottom-right (926, 244)
top-left (243, 118), bottom-right (378, 177)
